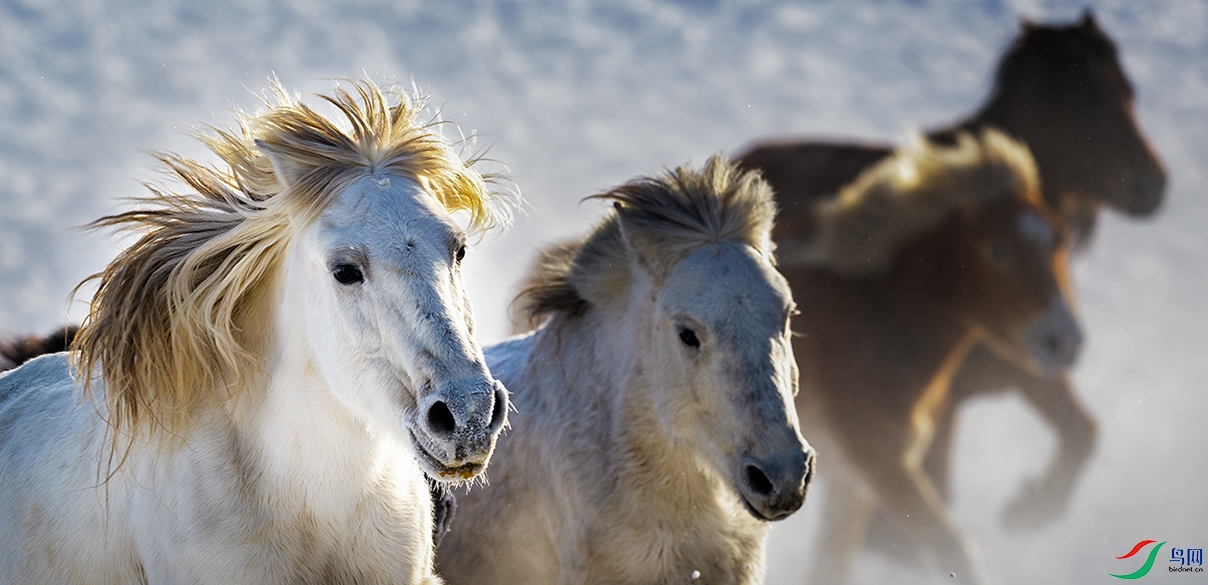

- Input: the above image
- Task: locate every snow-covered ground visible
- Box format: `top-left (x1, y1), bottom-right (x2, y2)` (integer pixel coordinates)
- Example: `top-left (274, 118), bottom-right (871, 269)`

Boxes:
top-left (1, 0), bottom-right (1204, 583)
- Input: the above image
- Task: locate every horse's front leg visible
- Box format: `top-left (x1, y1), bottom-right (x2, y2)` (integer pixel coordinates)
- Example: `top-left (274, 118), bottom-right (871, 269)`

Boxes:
top-left (838, 408), bottom-right (991, 585)
top-left (830, 421), bottom-right (991, 584)
top-left (867, 459), bottom-right (991, 585)
top-left (1001, 372), bottom-right (1096, 531)
top-left (924, 343), bottom-right (1030, 501)
top-left (555, 526), bottom-right (592, 585)
top-left (805, 474), bottom-right (876, 585)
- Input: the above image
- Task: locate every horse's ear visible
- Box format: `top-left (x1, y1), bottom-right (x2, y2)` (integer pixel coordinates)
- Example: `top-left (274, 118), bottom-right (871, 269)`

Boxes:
top-left (1080, 8), bottom-right (1098, 30)
top-left (612, 201), bottom-right (639, 257)
top-left (255, 139), bottom-right (307, 189)
top-left (1019, 16), bottom-right (1037, 34)
top-left (559, 209), bottom-right (634, 309)
top-left (612, 201), bottom-right (665, 277)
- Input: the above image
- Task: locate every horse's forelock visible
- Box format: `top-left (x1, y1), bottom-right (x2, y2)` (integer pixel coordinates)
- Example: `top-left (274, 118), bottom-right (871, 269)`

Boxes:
top-left (603, 156), bottom-right (776, 272)
top-left (518, 155), bottom-right (776, 322)
top-left (253, 79), bottom-right (512, 232)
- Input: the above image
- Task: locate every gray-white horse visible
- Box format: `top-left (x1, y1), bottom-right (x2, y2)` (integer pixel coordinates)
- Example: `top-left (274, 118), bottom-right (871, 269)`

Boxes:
top-left (437, 156), bottom-right (815, 585)
top-left (0, 80), bottom-right (510, 585)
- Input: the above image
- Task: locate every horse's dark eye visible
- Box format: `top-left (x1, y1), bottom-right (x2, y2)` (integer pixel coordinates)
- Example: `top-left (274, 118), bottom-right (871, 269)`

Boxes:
top-left (332, 263), bottom-right (363, 285)
top-left (455, 245), bottom-right (466, 263)
top-left (678, 328), bottom-right (700, 348)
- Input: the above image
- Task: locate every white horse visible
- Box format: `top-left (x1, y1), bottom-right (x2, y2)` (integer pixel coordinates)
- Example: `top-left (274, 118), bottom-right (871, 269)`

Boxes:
top-left (0, 80), bottom-right (511, 585)
top-left (436, 156), bottom-right (816, 585)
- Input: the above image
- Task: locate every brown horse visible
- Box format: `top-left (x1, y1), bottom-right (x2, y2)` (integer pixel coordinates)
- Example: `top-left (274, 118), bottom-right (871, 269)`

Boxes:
top-left (788, 130), bottom-right (1074, 584)
top-left (737, 11), bottom-right (1165, 542)
top-left (0, 325), bottom-right (77, 372)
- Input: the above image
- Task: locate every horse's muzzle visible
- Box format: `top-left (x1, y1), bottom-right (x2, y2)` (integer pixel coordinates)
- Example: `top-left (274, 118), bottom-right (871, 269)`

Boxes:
top-left (1120, 168), bottom-right (1166, 216)
top-left (737, 445), bottom-right (816, 521)
top-left (411, 379), bottom-right (509, 481)
top-left (1022, 294), bottom-right (1083, 376)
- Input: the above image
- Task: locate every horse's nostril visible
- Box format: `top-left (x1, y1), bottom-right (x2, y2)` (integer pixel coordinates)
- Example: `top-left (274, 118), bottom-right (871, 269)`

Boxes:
top-left (803, 451), bottom-right (817, 489)
top-left (427, 400), bottom-right (456, 436)
top-left (489, 386), bottom-right (506, 430)
top-left (1129, 173), bottom-right (1166, 213)
top-left (1043, 332), bottom-right (1064, 354)
top-left (745, 464), bottom-right (775, 497)
top-left (1136, 173), bottom-right (1165, 195)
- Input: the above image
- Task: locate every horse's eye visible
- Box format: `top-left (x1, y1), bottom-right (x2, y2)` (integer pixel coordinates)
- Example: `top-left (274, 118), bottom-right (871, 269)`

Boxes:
top-left (455, 245), bottom-right (466, 263)
top-left (332, 263), bottom-right (364, 285)
top-left (678, 328), bottom-right (701, 349)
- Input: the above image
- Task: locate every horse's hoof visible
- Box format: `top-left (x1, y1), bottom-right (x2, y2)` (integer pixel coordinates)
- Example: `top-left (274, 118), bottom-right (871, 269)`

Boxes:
top-left (1000, 480), bottom-right (1065, 531)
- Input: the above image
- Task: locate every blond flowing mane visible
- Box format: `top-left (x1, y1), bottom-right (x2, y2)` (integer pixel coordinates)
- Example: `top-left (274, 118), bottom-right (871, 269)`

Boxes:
top-left (519, 154), bottom-right (776, 322)
top-left (72, 79), bottom-right (511, 440)
top-left (801, 129), bottom-right (1041, 274)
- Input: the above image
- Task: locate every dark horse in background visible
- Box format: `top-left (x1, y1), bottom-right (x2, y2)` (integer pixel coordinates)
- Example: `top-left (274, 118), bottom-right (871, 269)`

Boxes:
top-left (737, 9), bottom-right (1166, 556)
top-left (0, 326), bottom-right (77, 372)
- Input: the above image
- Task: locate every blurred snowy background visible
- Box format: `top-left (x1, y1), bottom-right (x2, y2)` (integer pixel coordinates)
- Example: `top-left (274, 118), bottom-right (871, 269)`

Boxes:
top-left (1, 0), bottom-right (1204, 583)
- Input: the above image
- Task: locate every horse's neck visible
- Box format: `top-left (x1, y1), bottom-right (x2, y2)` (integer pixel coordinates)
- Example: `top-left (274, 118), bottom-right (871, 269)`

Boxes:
top-left (524, 311), bottom-right (630, 421)
top-left (940, 102), bottom-right (1098, 245)
top-left (953, 81), bottom-right (1030, 136)
top-left (947, 89), bottom-right (1077, 204)
top-left (226, 308), bottom-right (419, 517)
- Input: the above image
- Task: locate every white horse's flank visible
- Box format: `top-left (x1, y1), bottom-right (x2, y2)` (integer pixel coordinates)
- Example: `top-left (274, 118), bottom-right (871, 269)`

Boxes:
top-left (436, 156), bottom-right (815, 585)
top-left (0, 80), bottom-right (510, 585)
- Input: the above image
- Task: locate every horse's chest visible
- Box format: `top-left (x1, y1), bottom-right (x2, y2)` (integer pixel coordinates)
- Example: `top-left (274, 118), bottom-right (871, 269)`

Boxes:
top-left (587, 516), bottom-right (761, 585)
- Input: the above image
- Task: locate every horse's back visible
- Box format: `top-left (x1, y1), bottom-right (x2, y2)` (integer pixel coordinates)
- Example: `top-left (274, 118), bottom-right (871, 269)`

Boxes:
top-left (736, 140), bottom-right (893, 246)
top-left (737, 140), bottom-right (893, 197)
top-left (0, 354), bottom-right (133, 585)
top-left (0, 351), bottom-right (75, 417)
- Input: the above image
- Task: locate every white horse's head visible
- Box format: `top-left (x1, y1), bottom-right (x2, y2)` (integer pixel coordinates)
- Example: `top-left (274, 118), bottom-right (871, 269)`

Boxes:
top-left (273, 172), bottom-right (508, 481)
top-left (252, 84), bottom-right (513, 481)
top-left (72, 80), bottom-right (511, 481)
top-left (521, 156), bottom-right (814, 520)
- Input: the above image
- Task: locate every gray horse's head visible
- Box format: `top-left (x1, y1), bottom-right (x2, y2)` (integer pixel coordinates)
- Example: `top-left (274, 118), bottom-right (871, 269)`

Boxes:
top-left (521, 155), bottom-right (815, 520)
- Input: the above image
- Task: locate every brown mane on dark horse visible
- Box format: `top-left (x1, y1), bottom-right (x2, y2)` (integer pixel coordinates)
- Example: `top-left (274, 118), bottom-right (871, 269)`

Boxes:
top-left (735, 12), bottom-right (1165, 579)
